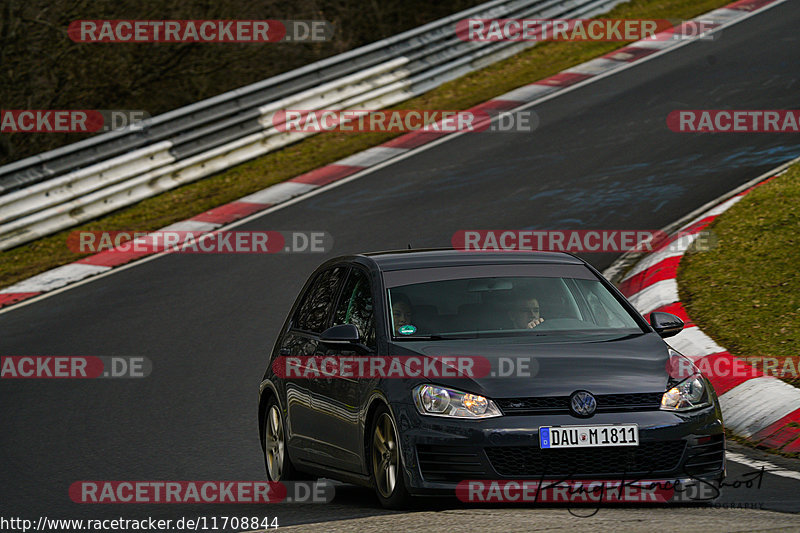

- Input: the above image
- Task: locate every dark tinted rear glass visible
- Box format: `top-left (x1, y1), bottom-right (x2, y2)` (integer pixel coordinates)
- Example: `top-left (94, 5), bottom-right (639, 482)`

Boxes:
top-left (293, 266), bottom-right (345, 333)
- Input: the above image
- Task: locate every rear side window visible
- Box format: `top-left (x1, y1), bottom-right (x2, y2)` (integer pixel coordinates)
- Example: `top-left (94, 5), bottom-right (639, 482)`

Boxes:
top-left (293, 267), bottom-right (345, 333)
top-left (333, 268), bottom-right (376, 349)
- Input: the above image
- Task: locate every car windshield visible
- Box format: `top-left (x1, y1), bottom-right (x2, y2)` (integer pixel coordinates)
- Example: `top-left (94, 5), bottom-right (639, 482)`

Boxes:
top-left (387, 274), bottom-right (643, 339)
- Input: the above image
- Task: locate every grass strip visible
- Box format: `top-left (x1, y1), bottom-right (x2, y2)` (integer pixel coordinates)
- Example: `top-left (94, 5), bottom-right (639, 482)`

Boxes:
top-left (679, 165), bottom-right (800, 390)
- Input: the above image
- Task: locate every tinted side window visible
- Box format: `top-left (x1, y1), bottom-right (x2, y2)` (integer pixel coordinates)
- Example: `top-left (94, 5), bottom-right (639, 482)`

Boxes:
top-left (333, 268), bottom-right (375, 349)
top-left (293, 267), bottom-right (345, 333)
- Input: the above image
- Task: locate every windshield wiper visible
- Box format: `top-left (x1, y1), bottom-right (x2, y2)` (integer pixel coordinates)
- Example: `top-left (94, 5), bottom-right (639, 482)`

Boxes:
top-left (393, 333), bottom-right (479, 340)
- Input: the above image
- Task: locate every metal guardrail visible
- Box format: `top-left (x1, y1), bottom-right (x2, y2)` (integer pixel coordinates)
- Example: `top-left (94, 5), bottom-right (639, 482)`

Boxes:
top-left (0, 0), bottom-right (629, 250)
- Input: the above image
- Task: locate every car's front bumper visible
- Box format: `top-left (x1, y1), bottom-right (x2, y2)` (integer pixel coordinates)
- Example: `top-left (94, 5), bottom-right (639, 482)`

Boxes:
top-left (391, 402), bottom-right (725, 500)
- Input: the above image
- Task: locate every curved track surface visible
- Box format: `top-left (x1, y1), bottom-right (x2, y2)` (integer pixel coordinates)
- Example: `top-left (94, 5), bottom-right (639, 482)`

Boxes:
top-left (2, 1), bottom-right (800, 529)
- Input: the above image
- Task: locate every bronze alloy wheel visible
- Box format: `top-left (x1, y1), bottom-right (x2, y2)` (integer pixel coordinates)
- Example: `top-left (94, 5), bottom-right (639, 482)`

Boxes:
top-left (371, 412), bottom-right (399, 498)
top-left (265, 404), bottom-right (286, 481)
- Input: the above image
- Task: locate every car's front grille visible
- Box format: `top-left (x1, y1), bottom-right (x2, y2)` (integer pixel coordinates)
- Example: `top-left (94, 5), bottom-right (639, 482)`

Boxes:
top-left (417, 444), bottom-right (486, 483)
top-left (496, 392), bottom-right (664, 415)
top-left (496, 396), bottom-right (570, 413)
top-left (684, 434), bottom-right (725, 476)
top-left (597, 393), bottom-right (665, 409)
top-left (485, 441), bottom-right (686, 477)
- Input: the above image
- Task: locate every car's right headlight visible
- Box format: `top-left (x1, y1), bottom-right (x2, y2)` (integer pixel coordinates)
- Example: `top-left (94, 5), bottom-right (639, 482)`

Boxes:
top-left (661, 373), bottom-right (711, 411)
top-left (413, 384), bottom-right (502, 419)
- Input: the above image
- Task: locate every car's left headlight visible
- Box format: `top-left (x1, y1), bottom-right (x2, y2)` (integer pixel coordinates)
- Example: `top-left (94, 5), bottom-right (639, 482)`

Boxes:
top-left (413, 384), bottom-right (502, 419)
top-left (661, 373), bottom-right (711, 411)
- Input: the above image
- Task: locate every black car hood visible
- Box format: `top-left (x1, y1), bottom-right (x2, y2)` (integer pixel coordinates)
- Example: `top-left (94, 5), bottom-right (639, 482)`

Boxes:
top-left (388, 333), bottom-right (672, 398)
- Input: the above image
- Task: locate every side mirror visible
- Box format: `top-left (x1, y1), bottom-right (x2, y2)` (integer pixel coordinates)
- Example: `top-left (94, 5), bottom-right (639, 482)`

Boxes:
top-left (319, 324), bottom-right (369, 353)
top-left (649, 312), bottom-right (684, 338)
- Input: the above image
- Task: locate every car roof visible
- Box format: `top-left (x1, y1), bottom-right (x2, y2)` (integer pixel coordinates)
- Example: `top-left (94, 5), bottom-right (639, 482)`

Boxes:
top-left (358, 248), bottom-right (586, 271)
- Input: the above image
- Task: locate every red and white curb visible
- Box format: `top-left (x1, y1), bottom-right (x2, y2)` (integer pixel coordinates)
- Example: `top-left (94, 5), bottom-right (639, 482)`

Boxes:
top-left (614, 170), bottom-right (800, 453)
top-left (0, 0), bottom-right (785, 310)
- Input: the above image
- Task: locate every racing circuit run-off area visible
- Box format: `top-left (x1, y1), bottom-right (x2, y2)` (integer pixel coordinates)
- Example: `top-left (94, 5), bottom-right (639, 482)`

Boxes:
top-left (2, 0), bottom-right (800, 531)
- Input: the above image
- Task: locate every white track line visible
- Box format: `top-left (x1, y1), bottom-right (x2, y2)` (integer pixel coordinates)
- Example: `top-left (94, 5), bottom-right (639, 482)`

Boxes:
top-left (726, 452), bottom-right (800, 482)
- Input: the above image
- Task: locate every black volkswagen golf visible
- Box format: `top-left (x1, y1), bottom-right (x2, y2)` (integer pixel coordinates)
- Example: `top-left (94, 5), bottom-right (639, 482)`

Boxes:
top-left (258, 250), bottom-right (725, 508)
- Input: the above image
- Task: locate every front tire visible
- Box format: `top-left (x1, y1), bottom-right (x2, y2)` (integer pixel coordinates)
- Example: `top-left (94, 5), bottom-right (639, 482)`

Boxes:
top-left (369, 404), bottom-right (413, 509)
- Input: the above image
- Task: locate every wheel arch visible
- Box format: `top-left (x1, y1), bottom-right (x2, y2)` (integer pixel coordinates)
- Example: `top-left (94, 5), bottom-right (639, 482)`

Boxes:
top-left (363, 392), bottom-right (391, 466)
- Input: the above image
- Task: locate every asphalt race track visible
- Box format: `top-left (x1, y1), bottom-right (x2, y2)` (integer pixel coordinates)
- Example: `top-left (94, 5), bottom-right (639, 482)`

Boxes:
top-left (2, 1), bottom-right (800, 530)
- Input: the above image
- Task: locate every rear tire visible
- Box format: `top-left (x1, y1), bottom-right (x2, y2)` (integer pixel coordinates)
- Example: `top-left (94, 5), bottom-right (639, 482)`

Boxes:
top-left (263, 397), bottom-right (300, 481)
top-left (369, 404), bottom-right (413, 509)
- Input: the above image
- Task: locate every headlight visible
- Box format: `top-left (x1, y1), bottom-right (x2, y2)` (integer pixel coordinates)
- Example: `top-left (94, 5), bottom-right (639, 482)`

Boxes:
top-left (661, 374), bottom-right (711, 411)
top-left (413, 384), bottom-right (502, 419)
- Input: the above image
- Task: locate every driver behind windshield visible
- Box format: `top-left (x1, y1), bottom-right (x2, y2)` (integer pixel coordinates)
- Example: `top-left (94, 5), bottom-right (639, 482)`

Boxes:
top-left (507, 289), bottom-right (545, 330)
top-left (391, 293), bottom-right (413, 335)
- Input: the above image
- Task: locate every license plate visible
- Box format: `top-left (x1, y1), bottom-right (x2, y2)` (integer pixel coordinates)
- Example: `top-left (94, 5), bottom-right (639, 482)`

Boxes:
top-left (539, 424), bottom-right (638, 448)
